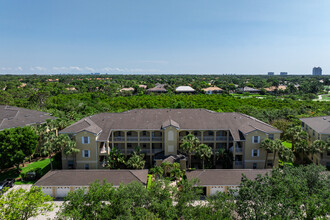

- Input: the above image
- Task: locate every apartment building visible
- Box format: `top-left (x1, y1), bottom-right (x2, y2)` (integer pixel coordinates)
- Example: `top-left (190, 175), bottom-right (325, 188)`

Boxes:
top-left (300, 116), bottom-right (330, 168)
top-left (59, 109), bottom-right (281, 170)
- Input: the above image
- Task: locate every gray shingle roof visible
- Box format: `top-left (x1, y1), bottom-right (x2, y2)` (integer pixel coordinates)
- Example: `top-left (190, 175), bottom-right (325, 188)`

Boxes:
top-left (186, 169), bottom-right (270, 186)
top-left (0, 105), bottom-right (56, 130)
top-left (60, 109), bottom-right (281, 141)
top-left (300, 116), bottom-right (330, 134)
top-left (35, 169), bottom-right (149, 186)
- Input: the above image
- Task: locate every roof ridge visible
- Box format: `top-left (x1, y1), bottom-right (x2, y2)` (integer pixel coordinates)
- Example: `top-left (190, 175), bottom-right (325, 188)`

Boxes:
top-left (129, 170), bottom-right (147, 183)
top-left (238, 113), bottom-right (280, 131)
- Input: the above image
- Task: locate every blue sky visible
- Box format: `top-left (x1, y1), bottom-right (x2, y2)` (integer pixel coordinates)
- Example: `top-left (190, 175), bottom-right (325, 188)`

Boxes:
top-left (1, 0), bottom-right (330, 74)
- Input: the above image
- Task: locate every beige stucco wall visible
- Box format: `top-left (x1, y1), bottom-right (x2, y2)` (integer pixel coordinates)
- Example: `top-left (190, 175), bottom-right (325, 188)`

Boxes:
top-left (244, 130), bottom-right (280, 169)
top-left (74, 131), bottom-right (98, 169)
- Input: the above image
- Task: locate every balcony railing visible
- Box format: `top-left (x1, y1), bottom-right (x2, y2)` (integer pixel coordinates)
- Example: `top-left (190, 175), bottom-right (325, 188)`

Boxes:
top-left (152, 149), bottom-right (162, 154)
top-left (229, 137), bottom-right (233, 141)
top-left (235, 147), bottom-right (243, 153)
top-left (140, 137), bottom-right (150, 141)
top-left (127, 137), bottom-right (138, 141)
top-left (126, 148), bottom-right (135, 154)
top-left (235, 161), bottom-right (243, 166)
top-left (152, 137), bottom-right (162, 141)
top-left (216, 136), bottom-right (227, 141)
top-left (114, 137), bottom-right (125, 141)
top-left (141, 149), bottom-right (150, 153)
top-left (203, 136), bottom-right (214, 141)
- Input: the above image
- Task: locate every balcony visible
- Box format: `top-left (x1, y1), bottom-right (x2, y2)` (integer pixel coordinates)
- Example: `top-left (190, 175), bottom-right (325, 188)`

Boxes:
top-left (114, 137), bottom-right (125, 141)
top-left (235, 161), bottom-right (243, 166)
top-left (152, 137), bottom-right (162, 141)
top-left (127, 137), bottom-right (138, 141)
top-left (216, 136), bottom-right (227, 141)
top-left (235, 147), bottom-right (243, 153)
top-left (99, 147), bottom-right (107, 154)
top-left (203, 136), bottom-right (214, 141)
top-left (141, 148), bottom-right (150, 154)
top-left (126, 148), bottom-right (135, 154)
top-left (140, 137), bottom-right (150, 141)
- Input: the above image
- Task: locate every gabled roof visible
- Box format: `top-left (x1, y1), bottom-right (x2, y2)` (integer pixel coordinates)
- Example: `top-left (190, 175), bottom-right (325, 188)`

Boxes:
top-left (35, 170), bottom-right (149, 186)
top-left (60, 109), bottom-right (281, 142)
top-left (300, 116), bottom-right (330, 134)
top-left (0, 105), bottom-right (56, 130)
top-left (175, 86), bottom-right (195, 92)
top-left (162, 119), bottom-right (180, 129)
top-left (147, 84), bottom-right (167, 92)
top-left (202, 86), bottom-right (223, 92)
top-left (186, 169), bottom-right (270, 186)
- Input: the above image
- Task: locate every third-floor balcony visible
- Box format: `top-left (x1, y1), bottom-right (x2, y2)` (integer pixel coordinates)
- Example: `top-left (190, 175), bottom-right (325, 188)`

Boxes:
top-left (140, 136), bottom-right (150, 141)
top-left (152, 137), bottom-right (162, 141)
top-left (127, 137), bottom-right (138, 141)
top-left (216, 136), bottom-right (227, 141)
top-left (114, 136), bottom-right (125, 141)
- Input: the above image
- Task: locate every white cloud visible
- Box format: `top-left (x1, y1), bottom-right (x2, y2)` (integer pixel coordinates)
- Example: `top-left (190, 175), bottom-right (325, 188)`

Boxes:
top-left (69, 66), bottom-right (83, 71)
top-left (84, 66), bottom-right (95, 72)
top-left (30, 66), bottom-right (46, 71)
top-left (17, 66), bottom-right (23, 71)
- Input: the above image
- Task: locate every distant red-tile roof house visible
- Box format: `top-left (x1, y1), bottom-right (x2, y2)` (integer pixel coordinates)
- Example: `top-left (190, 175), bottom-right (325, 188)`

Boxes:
top-left (47, 79), bottom-right (59, 82)
top-left (202, 86), bottom-right (223, 94)
top-left (66, 87), bottom-right (77, 91)
top-left (265, 85), bottom-right (287, 92)
top-left (17, 83), bottom-right (27, 88)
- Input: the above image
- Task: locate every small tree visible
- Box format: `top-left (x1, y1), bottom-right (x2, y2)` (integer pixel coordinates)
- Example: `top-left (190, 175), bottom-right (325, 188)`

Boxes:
top-left (107, 146), bottom-right (125, 169)
top-left (195, 144), bottom-right (213, 169)
top-left (260, 139), bottom-right (275, 168)
top-left (0, 186), bottom-right (53, 220)
top-left (180, 134), bottom-right (200, 168)
top-left (126, 147), bottom-right (145, 169)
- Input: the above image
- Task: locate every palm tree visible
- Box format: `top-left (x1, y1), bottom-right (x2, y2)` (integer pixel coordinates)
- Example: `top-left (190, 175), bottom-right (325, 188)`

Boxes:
top-left (180, 134), bottom-right (200, 169)
top-left (310, 140), bottom-right (326, 161)
top-left (107, 146), bottom-right (125, 169)
top-left (195, 144), bottom-right (213, 169)
top-left (286, 126), bottom-right (306, 151)
top-left (125, 148), bottom-right (145, 169)
top-left (260, 139), bottom-right (275, 168)
top-left (272, 140), bottom-right (284, 167)
top-left (294, 139), bottom-right (309, 164)
top-left (278, 146), bottom-right (295, 164)
top-left (161, 161), bottom-right (172, 176)
top-left (170, 167), bottom-right (183, 180)
top-left (149, 166), bottom-right (164, 179)
top-left (39, 132), bottom-right (58, 170)
top-left (216, 148), bottom-right (233, 169)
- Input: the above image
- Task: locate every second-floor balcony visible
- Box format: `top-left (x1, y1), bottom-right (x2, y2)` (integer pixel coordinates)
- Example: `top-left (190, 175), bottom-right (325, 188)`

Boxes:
top-left (152, 149), bottom-right (162, 154)
top-left (235, 147), bottom-right (243, 153)
top-left (235, 161), bottom-right (243, 166)
top-left (152, 137), bottom-right (162, 141)
top-left (203, 136), bottom-right (214, 141)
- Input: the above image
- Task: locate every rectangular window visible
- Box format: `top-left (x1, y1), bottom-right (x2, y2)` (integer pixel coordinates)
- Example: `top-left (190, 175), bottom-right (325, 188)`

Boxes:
top-left (268, 134), bottom-right (274, 140)
top-left (82, 150), bottom-right (90, 158)
top-left (253, 163), bottom-right (257, 169)
top-left (82, 136), bottom-right (90, 144)
top-left (85, 164), bottom-right (89, 170)
top-left (252, 149), bottom-right (259, 157)
top-left (252, 136), bottom-right (260, 144)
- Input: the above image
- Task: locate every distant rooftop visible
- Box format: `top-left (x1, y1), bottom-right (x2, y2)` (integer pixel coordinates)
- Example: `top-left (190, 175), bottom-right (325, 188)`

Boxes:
top-left (300, 116), bottom-right (330, 134)
top-left (175, 86), bottom-right (195, 92)
top-left (0, 105), bottom-right (56, 130)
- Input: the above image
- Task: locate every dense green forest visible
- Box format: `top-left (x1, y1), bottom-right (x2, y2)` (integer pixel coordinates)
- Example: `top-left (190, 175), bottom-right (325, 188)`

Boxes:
top-left (1, 74), bottom-right (329, 127)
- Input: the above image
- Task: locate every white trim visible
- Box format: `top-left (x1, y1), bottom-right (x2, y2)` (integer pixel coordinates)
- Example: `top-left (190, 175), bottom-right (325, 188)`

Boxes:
top-left (82, 150), bottom-right (90, 158)
top-left (252, 136), bottom-right (260, 144)
top-left (82, 136), bottom-right (90, 144)
top-left (251, 149), bottom-right (259, 157)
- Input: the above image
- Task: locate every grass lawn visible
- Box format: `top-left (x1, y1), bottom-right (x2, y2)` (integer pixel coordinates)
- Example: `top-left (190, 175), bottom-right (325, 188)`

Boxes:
top-left (321, 94), bottom-right (330, 101)
top-left (0, 158), bottom-right (51, 184)
top-left (282, 141), bottom-right (292, 149)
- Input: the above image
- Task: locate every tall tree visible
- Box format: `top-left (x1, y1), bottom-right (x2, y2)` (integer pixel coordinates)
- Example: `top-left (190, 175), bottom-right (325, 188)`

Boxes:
top-left (195, 144), bottom-right (213, 169)
top-left (125, 147), bottom-right (145, 169)
top-left (285, 126), bottom-right (307, 151)
top-left (309, 140), bottom-right (327, 161)
top-left (180, 134), bottom-right (200, 169)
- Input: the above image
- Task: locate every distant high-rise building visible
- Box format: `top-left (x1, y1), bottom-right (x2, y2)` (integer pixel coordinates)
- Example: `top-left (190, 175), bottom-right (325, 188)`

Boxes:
top-left (312, 67), bottom-right (322, 75)
top-left (280, 72), bottom-right (288, 75)
top-left (268, 72), bottom-right (274, 76)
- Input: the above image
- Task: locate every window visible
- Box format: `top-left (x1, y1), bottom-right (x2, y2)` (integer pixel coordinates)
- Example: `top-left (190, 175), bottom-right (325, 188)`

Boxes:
top-left (306, 126), bottom-right (309, 131)
top-left (252, 136), bottom-right (260, 143)
top-left (82, 150), bottom-right (90, 158)
top-left (252, 149), bottom-right (259, 157)
top-left (301, 122), bottom-right (305, 128)
top-left (313, 130), bottom-right (315, 137)
top-left (253, 163), bottom-right (257, 169)
top-left (268, 134), bottom-right (274, 140)
top-left (82, 136), bottom-right (90, 144)
top-left (168, 145), bottom-right (174, 153)
top-left (168, 130), bottom-right (174, 141)
top-left (67, 160), bottom-right (74, 169)
top-left (326, 162), bottom-right (330, 169)
top-left (85, 164), bottom-right (89, 170)
top-left (193, 131), bottom-right (198, 136)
